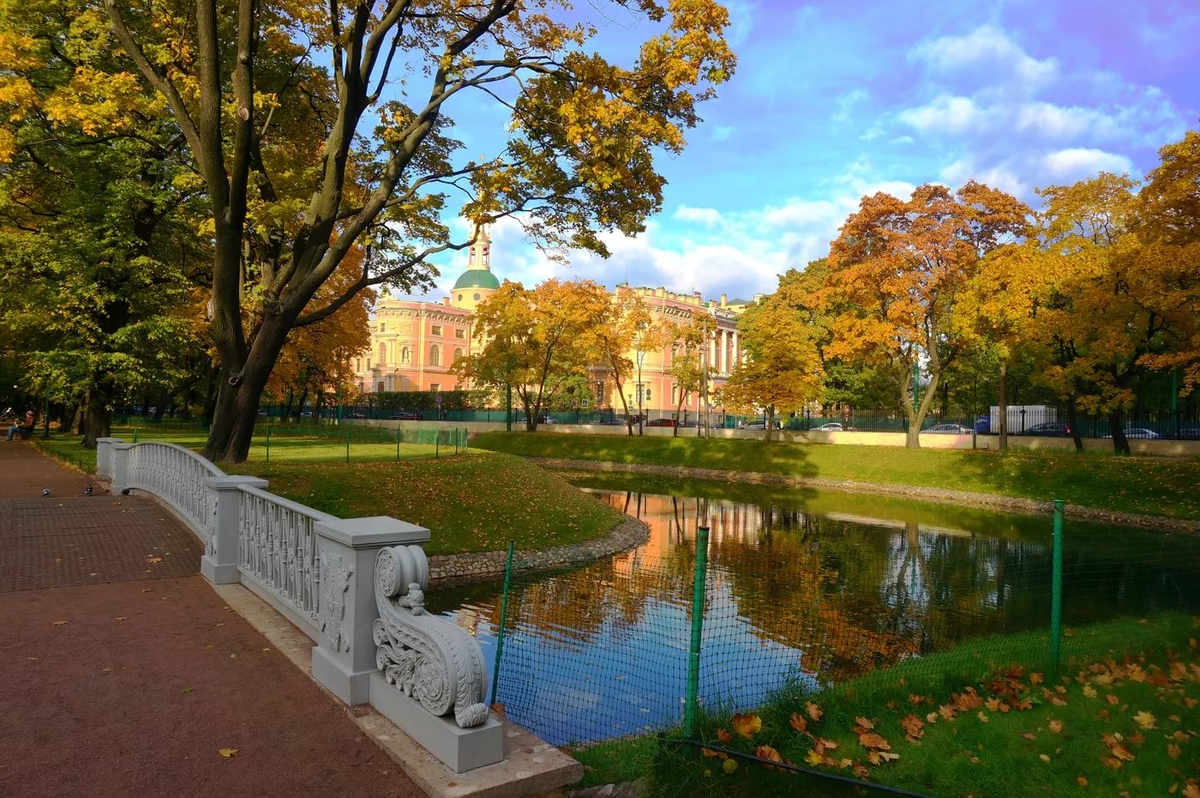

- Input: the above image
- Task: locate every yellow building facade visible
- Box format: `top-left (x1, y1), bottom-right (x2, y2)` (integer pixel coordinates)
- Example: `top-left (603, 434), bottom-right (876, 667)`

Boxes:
top-left (352, 229), bottom-right (745, 416)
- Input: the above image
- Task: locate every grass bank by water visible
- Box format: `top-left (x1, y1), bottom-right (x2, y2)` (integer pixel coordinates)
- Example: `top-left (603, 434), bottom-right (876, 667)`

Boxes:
top-left (475, 433), bottom-right (1200, 521)
top-left (576, 613), bottom-right (1200, 797)
top-left (36, 432), bottom-right (624, 556)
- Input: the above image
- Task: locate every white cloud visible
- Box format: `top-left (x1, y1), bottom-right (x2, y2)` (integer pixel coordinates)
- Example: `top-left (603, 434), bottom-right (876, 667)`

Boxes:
top-left (911, 25), bottom-right (1057, 87)
top-left (1041, 148), bottom-right (1133, 180)
top-left (939, 158), bottom-right (1029, 196)
top-left (898, 95), bottom-right (990, 134)
top-left (832, 88), bottom-right (870, 125)
top-left (674, 205), bottom-right (724, 226)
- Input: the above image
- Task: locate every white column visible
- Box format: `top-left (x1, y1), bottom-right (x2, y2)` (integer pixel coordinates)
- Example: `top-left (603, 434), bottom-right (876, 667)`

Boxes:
top-left (718, 329), bottom-right (727, 374)
top-left (200, 476), bottom-right (268, 585)
top-left (311, 516), bottom-right (431, 706)
top-left (95, 437), bottom-right (121, 480)
top-left (110, 442), bottom-right (134, 494)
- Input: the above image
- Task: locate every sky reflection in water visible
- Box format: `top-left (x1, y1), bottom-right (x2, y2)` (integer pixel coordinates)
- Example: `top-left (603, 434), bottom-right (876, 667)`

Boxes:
top-left (425, 485), bottom-right (1200, 746)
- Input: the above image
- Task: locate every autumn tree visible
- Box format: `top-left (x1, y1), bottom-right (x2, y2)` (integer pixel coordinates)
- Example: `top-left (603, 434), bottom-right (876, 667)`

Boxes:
top-left (591, 287), bottom-right (652, 436)
top-left (102, 0), bottom-right (736, 461)
top-left (1033, 161), bottom-right (1198, 453)
top-left (719, 291), bottom-right (823, 442)
top-left (455, 279), bottom-right (610, 431)
top-left (826, 183), bottom-right (1031, 448)
top-left (665, 309), bottom-right (710, 438)
top-left (0, 0), bottom-right (206, 444)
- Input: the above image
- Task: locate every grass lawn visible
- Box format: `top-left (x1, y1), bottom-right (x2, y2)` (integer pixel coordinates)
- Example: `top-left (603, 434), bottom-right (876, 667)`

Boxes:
top-left (475, 433), bottom-right (1200, 520)
top-left (579, 613), bottom-right (1200, 797)
top-left (36, 432), bottom-right (624, 556)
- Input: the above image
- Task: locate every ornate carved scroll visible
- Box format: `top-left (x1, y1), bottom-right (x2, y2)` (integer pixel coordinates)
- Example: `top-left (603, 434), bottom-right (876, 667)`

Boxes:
top-left (373, 545), bottom-right (489, 728)
top-left (318, 551), bottom-right (353, 652)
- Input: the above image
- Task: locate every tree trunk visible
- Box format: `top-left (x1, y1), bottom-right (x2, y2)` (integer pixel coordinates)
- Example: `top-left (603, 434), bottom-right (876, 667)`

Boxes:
top-left (1108, 410), bottom-right (1130, 455)
top-left (1067, 395), bottom-right (1083, 452)
top-left (616, 389), bottom-right (634, 437)
top-left (998, 359), bottom-right (1008, 451)
top-left (82, 402), bottom-right (111, 449)
top-left (764, 407), bottom-right (774, 443)
top-left (201, 368), bottom-right (219, 427)
top-left (69, 405), bottom-right (84, 436)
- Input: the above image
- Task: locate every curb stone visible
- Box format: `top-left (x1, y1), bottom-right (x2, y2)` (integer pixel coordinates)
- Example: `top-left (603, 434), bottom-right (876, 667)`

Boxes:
top-left (427, 516), bottom-right (650, 589)
top-left (530, 458), bottom-right (1200, 535)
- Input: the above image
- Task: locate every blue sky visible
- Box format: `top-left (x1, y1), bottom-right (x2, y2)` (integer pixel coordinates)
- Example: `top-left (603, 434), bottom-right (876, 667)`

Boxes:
top-left (406, 0), bottom-right (1199, 304)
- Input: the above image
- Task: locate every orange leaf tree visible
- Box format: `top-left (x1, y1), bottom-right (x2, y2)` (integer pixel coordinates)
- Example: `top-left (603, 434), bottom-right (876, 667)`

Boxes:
top-left (826, 183), bottom-right (1031, 448)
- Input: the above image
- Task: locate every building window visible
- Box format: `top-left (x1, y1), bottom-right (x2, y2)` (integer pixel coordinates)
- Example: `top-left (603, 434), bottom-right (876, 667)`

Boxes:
top-left (453, 347), bottom-right (463, 363)
top-left (671, 383), bottom-right (677, 404)
top-left (401, 346), bottom-right (410, 364)
top-left (378, 343), bottom-right (386, 366)
top-left (473, 293), bottom-right (481, 301)
top-left (432, 324), bottom-right (442, 336)
top-left (429, 345), bottom-right (441, 367)
top-left (430, 383), bottom-right (440, 393)
top-left (380, 323), bottom-right (386, 333)
top-left (367, 358), bottom-right (372, 369)
top-left (377, 382), bottom-right (384, 392)
top-left (455, 328), bottom-right (466, 339)
top-left (457, 293), bottom-right (463, 302)
top-left (594, 381), bottom-right (605, 405)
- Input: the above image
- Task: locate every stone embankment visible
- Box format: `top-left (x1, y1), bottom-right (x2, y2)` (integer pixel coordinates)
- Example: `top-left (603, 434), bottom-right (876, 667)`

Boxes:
top-left (532, 458), bottom-right (1200, 535)
top-left (428, 516), bottom-right (650, 588)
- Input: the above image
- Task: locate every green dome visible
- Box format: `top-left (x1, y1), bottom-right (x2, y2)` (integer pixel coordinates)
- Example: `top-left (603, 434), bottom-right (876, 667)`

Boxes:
top-left (452, 269), bottom-right (500, 290)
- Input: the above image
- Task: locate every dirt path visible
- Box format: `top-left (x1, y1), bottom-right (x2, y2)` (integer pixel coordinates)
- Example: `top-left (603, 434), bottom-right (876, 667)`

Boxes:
top-left (0, 441), bottom-right (423, 797)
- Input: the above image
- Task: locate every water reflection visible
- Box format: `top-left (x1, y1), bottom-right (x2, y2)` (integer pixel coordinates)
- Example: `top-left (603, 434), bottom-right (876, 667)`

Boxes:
top-left (426, 486), bottom-right (1200, 746)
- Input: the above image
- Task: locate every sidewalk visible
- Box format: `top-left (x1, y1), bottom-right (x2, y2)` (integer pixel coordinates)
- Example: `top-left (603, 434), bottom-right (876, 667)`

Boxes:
top-left (0, 441), bottom-right (423, 797)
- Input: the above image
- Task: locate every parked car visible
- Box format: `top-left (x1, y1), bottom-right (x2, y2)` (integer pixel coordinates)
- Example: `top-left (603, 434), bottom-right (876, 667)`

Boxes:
top-left (597, 416), bottom-right (628, 426)
top-left (346, 412), bottom-right (367, 419)
top-left (1102, 428), bottom-right (1160, 439)
top-left (1018, 422), bottom-right (1071, 437)
top-left (390, 410), bottom-right (423, 421)
top-left (922, 423), bottom-right (972, 434)
top-left (646, 418), bottom-right (677, 427)
top-left (812, 422), bottom-right (844, 432)
top-left (1178, 427), bottom-right (1200, 440)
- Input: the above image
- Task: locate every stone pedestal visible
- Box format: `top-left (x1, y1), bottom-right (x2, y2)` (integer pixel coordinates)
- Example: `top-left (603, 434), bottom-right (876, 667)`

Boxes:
top-left (110, 442), bottom-right (134, 495)
top-left (200, 476), bottom-right (268, 585)
top-left (369, 672), bottom-right (503, 773)
top-left (95, 437), bottom-right (121, 481)
top-left (311, 516), bottom-right (430, 706)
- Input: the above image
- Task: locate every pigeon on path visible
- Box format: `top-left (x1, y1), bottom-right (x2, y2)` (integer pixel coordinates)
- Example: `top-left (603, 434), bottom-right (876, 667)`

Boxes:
top-left (85, 486), bottom-right (94, 495)
top-left (120, 488), bottom-right (131, 496)
top-left (42, 487), bottom-right (51, 496)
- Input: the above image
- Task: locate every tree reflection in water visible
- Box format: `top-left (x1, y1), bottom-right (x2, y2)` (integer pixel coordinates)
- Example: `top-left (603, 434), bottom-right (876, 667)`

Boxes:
top-left (424, 487), bottom-right (1200, 746)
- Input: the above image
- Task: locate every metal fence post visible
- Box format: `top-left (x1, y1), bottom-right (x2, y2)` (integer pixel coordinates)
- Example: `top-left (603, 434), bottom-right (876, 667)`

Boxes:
top-left (1050, 499), bottom-right (1065, 672)
top-left (489, 541), bottom-right (516, 708)
top-left (683, 526), bottom-right (710, 738)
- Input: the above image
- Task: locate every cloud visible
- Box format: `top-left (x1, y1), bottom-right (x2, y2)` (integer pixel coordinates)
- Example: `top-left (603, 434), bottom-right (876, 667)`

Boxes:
top-left (898, 95), bottom-right (990, 134)
top-left (674, 205), bottom-right (723, 226)
top-left (832, 88), bottom-right (870, 126)
top-left (1041, 148), bottom-right (1133, 180)
top-left (911, 25), bottom-right (1057, 87)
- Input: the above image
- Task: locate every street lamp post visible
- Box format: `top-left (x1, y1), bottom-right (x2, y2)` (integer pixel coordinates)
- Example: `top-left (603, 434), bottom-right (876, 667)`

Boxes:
top-left (636, 350), bottom-right (646, 436)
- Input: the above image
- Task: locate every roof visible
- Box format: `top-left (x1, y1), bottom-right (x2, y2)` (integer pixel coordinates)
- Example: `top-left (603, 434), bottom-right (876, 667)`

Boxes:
top-left (452, 269), bottom-right (500, 291)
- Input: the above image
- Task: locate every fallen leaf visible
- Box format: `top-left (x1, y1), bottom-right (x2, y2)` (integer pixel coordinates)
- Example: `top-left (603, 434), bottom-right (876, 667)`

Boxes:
top-left (1168, 743), bottom-right (1182, 760)
top-left (52, 620), bottom-right (68, 626)
top-left (858, 732), bottom-right (891, 751)
top-left (218, 748), bottom-right (238, 758)
top-left (732, 712), bottom-right (762, 739)
top-left (855, 716), bottom-right (874, 731)
top-left (789, 713), bottom-right (807, 733)
top-left (114, 617), bottom-right (127, 622)
top-left (722, 758), bottom-right (738, 775)
top-left (181, 687), bottom-right (192, 694)
top-left (1077, 776), bottom-right (1088, 787)
top-left (755, 744), bottom-right (785, 771)
top-left (1039, 753), bottom-right (1051, 762)
top-left (867, 750), bottom-right (899, 765)
top-left (806, 701), bottom-right (823, 722)
top-left (1048, 720), bottom-right (1064, 734)
top-left (1082, 685), bottom-right (1098, 698)
top-left (146, 556), bottom-right (163, 563)
top-left (1106, 694), bottom-right (1121, 705)
top-left (1133, 711), bottom-right (1156, 730)
top-left (804, 749), bottom-right (824, 767)
top-left (716, 728), bottom-right (732, 744)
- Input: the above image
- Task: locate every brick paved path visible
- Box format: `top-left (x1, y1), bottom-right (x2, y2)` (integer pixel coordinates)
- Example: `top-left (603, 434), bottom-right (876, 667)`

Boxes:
top-left (0, 441), bottom-right (423, 797)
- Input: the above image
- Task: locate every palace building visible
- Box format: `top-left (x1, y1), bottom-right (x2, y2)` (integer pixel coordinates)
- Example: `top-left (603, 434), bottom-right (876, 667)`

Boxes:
top-left (351, 227), bottom-right (745, 416)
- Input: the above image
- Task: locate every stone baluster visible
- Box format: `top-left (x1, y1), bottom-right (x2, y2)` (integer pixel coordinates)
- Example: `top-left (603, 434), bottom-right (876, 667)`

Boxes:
top-left (200, 476), bottom-right (268, 585)
top-left (311, 516), bottom-right (431, 706)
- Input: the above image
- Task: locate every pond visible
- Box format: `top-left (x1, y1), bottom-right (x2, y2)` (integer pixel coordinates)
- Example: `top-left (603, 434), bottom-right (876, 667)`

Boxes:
top-left (425, 475), bottom-right (1200, 746)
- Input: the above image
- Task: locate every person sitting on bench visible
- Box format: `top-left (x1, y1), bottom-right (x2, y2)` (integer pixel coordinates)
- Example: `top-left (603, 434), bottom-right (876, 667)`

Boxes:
top-left (6, 410), bottom-right (35, 441)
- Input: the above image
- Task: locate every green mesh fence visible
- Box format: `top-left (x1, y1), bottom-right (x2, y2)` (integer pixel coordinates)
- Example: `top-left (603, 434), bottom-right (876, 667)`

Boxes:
top-left (440, 499), bottom-right (1200, 796)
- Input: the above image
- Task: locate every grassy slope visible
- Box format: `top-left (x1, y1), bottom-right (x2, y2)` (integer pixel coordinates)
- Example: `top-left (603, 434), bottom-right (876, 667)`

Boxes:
top-left (476, 433), bottom-right (1200, 520)
top-left (580, 613), bottom-right (1200, 797)
top-left (36, 433), bottom-right (624, 556)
